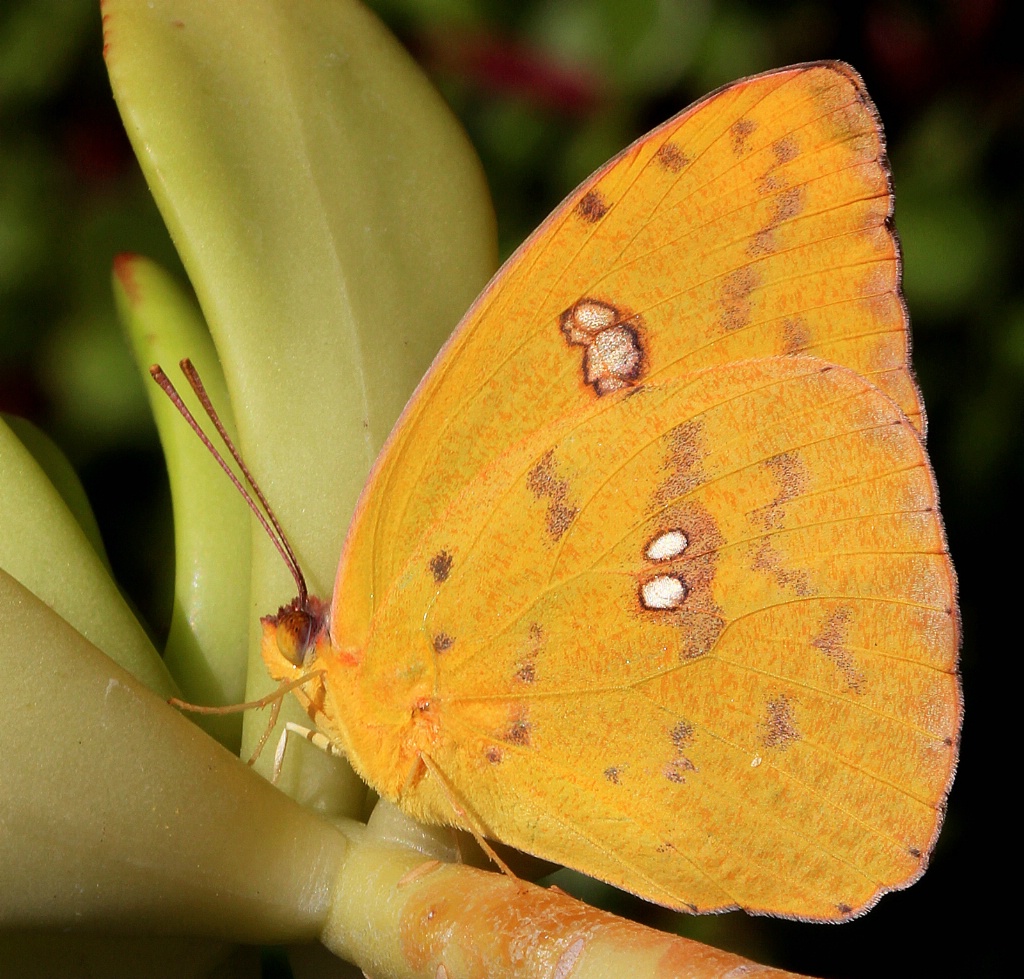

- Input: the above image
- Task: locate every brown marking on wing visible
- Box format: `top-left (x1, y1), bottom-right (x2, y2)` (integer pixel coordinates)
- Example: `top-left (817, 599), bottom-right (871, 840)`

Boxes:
top-left (653, 420), bottom-right (709, 505)
top-left (665, 720), bottom-right (698, 783)
top-left (499, 702), bottom-right (532, 749)
top-left (747, 229), bottom-right (774, 258)
top-left (575, 190), bottom-right (608, 223)
top-left (670, 719), bottom-right (695, 749)
top-left (751, 450), bottom-right (809, 530)
top-left (527, 450), bottom-right (578, 541)
top-left (766, 449), bottom-right (808, 503)
top-left (748, 186), bottom-right (806, 256)
top-left (429, 550), bottom-right (453, 583)
top-left (432, 632), bottom-right (454, 654)
top-left (515, 661), bottom-right (536, 684)
top-left (545, 503), bottom-right (576, 540)
top-left (812, 605), bottom-right (866, 693)
top-left (771, 186), bottom-right (805, 223)
top-left (730, 117), bottom-right (756, 155)
top-left (677, 612), bottom-right (725, 662)
top-left (762, 694), bottom-right (800, 750)
top-left (718, 266), bottom-right (759, 332)
top-left (655, 142), bottom-right (689, 172)
top-left (604, 766), bottom-right (622, 784)
top-left (772, 134), bottom-right (800, 164)
top-left (781, 315), bottom-right (811, 354)
top-left (514, 622), bottom-right (542, 685)
top-left (751, 538), bottom-right (813, 597)
top-left (505, 718), bottom-right (531, 747)
top-left (664, 757), bottom-right (695, 783)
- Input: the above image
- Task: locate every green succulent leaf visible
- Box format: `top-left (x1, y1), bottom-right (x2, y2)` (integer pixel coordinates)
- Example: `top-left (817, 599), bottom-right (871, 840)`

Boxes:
top-left (1, 412), bottom-right (111, 569)
top-left (103, 0), bottom-right (497, 810)
top-left (0, 415), bottom-right (176, 696)
top-left (114, 253), bottom-right (250, 750)
top-left (0, 569), bottom-right (347, 942)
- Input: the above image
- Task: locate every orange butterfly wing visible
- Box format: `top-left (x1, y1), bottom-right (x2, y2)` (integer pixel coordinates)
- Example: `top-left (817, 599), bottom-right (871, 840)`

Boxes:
top-left (324, 357), bottom-right (956, 919)
top-left (333, 61), bottom-right (922, 651)
top-left (262, 63), bottom-right (959, 919)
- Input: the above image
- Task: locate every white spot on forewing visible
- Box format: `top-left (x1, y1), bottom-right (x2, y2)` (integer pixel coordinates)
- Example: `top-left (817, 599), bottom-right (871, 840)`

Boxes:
top-left (585, 325), bottom-right (640, 383)
top-left (642, 575), bottom-right (687, 609)
top-left (574, 300), bottom-right (618, 335)
top-left (646, 529), bottom-right (688, 561)
top-left (751, 755), bottom-right (762, 768)
top-left (553, 938), bottom-right (586, 979)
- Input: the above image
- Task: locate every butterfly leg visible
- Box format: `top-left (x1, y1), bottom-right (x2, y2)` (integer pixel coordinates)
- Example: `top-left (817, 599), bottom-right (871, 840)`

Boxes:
top-left (417, 752), bottom-right (518, 881)
top-left (168, 671), bottom-right (327, 768)
top-left (169, 670), bottom-right (325, 716)
top-left (271, 721), bottom-right (344, 784)
top-left (245, 694), bottom-right (283, 767)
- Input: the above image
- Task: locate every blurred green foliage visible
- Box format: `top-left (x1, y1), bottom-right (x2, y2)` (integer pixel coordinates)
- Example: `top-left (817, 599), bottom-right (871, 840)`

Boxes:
top-left (1, 0), bottom-right (1016, 975)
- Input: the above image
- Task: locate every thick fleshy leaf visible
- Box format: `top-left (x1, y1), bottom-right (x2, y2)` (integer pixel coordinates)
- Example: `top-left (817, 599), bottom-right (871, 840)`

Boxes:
top-left (114, 253), bottom-right (250, 750)
top-left (0, 934), bottom-right (244, 979)
top-left (103, 0), bottom-right (497, 804)
top-left (0, 570), bottom-right (346, 942)
top-left (0, 415), bottom-right (176, 696)
top-left (2, 413), bottom-right (111, 569)
top-left (319, 838), bottom-right (810, 979)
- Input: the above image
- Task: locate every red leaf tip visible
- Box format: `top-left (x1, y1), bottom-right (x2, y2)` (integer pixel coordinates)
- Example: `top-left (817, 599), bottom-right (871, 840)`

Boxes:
top-left (113, 252), bottom-right (142, 305)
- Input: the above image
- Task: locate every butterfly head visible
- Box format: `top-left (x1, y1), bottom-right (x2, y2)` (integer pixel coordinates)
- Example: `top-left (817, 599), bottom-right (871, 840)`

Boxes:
top-left (261, 595), bottom-right (330, 670)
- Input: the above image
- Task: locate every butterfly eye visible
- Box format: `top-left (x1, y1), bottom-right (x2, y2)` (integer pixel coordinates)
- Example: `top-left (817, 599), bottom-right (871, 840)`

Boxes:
top-left (275, 607), bottom-right (317, 667)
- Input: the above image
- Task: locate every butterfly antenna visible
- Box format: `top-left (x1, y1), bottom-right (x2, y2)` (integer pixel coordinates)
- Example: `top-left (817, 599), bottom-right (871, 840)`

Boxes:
top-left (177, 359), bottom-right (309, 596)
top-left (149, 361), bottom-right (308, 606)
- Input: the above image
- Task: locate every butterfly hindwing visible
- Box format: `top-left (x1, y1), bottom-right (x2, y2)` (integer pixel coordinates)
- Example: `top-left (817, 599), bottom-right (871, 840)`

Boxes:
top-left (337, 357), bottom-right (957, 919)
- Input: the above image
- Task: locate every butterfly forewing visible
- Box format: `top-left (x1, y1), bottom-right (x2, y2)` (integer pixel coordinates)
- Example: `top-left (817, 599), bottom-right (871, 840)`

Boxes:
top-left (332, 62), bottom-right (919, 651)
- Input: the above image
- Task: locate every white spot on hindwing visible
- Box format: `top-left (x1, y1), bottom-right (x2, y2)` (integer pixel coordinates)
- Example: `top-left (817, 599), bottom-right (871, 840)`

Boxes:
top-left (641, 575), bottom-right (687, 609)
top-left (645, 529), bottom-right (688, 561)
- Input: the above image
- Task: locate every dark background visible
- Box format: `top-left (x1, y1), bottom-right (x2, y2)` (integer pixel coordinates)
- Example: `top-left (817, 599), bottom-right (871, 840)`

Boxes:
top-left (1, 1), bottom-right (1014, 975)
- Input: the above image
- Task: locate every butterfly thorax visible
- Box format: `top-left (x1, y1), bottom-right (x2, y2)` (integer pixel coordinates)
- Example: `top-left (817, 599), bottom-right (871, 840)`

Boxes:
top-left (333, 625), bottom-right (441, 809)
top-left (261, 594), bottom-right (441, 810)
